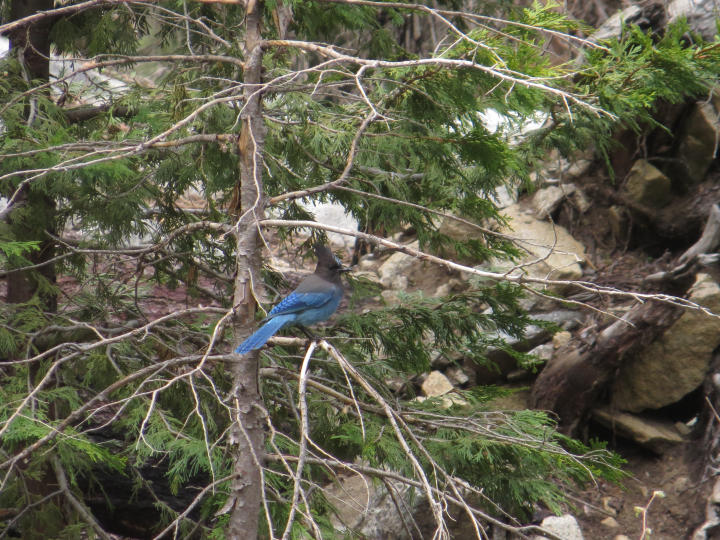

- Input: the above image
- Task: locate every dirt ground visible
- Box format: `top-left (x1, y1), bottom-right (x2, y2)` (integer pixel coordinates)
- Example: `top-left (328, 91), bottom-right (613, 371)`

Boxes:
top-left (572, 435), bottom-right (711, 540)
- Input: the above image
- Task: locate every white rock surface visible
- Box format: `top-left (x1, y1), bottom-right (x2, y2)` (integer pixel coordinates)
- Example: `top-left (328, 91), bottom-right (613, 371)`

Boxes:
top-left (669, 0), bottom-right (720, 41)
top-left (532, 514), bottom-right (584, 540)
top-left (300, 200), bottom-right (358, 250)
top-left (492, 203), bottom-right (586, 282)
top-left (532, 184), bottom-right (576, 219)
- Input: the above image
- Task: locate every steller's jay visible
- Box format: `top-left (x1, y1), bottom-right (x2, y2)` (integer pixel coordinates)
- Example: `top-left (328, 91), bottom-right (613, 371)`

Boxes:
top-left (235, 245), bottom-right (350, 354)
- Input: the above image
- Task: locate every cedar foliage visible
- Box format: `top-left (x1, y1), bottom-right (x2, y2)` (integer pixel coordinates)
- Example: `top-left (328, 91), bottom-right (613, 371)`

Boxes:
top-left (0, 0), bottom-right (719, 538)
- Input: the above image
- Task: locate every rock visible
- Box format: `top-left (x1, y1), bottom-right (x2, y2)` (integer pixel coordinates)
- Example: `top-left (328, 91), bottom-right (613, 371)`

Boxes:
top-left (570, 188), bottom-right (592, 214)
top-left (357, 254), bottom-right (379, 271)
top-left (532, 184), bottom-right (577, 219)
top-left (380, 289), bottom-right (403, 305)
top-left (592, 407), bottom-right (685, 453)
top-left (669, 0), bottom-right (720, 41)
top-left (601, 517), bottom-right (620, 529)
top-left (485, 388), bottom-right (530, 411)
top-left (352, 270), bottom-right (383, 287)
top-left (564, 160), bottom-right (592, 181)
top-left (608, 205), bottom-right (629, 240)
top-left (493, 203), bottom-right (586, 282)
top-left (433, 282), bottom-right (453, 297)
top-left (491, 184), bottom-right (517, 209)
top-left (528, 342), bottom-right (554, 362)
top-left (692, 476), bottom-right (720, 540)
top-left (532, 514), bottom-right (584, 540)
top-left (623, 160), bottom-right (672, 208)
top-left (676, 101), bottom-right (719, 184)
top-left (300, 200), bottom-right (358, 249)
top-left (593, 6), bottom-right (643, 41)
top-left (421, 371), bottom-right (454, 397)
top-left (445, 366), bottom-right (470, 386)
top-left (377, 242), bottom-right (419, 289)
top-left (553, 331), bottom-right (572, 349)
top-left (478, 310), bottom-right (584, 383)
top-left (478, 309), bottom-right (585, 384)
top-left (324, 473), bottom-right (415, 538)
top-left (612, 273), bottom-right (720, 412)
top-left (430, 350), bottom-right (451, 368)
top-left (601, 496), bottom-right (620, 516)
top-left (437, 213), bottom-right (492, 263)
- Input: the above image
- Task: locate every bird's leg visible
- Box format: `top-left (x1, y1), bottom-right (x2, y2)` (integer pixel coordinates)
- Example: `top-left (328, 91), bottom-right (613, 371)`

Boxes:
top-left (299, 326), bottom-right (318, 341)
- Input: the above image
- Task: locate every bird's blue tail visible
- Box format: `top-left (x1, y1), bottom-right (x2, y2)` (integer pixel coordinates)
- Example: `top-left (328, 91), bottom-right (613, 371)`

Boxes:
top-left (235, 315), bottom-right (293, 354)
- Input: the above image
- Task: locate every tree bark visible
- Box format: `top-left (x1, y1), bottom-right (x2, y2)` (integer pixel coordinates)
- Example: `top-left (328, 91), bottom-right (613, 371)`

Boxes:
top-left (227, 0), bottom-right (267, 537)
top-left (6, 0), bottom-right (57, 311)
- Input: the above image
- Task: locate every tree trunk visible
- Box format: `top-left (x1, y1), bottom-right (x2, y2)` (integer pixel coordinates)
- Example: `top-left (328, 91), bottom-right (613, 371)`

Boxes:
top-left (228, 0), bottom-right (267, 537)
top-left (4, 3), bottom-right (59, 537)
top-left (6, 0), bottom-right (57, 311)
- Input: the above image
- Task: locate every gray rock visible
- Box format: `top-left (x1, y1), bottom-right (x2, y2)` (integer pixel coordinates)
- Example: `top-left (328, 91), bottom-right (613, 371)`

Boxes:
top-left (324, 473), bottom-right (415, 539)
top-left (612, 273), bottom-right (720, 412)
top-left (564, 160), bottom-right (592, 181)
top-left (527, 342), bottom-right (554, 362)
top-left (532, 184), bottom-right (577, 219)
top-left (491, 184), bottom-right (517, 209)
top-left (623, 160), bottom-right (672, 208)
top-left (669, 0), bottom-right (720, 41)
top-left (592, 407), bottom-right (685, 453)
top-left (676, 101), bottom-right (719, 184)
top-left (445, 365), bottom-right (470, 386)
top-left (593, 6), bottom-right (643, 41)
top-left (478, 310), bottom-right (584, 383)
top-left (377, 242), bottom-right (419, 289)
top-left (532, 514), bottom-right (584, 540)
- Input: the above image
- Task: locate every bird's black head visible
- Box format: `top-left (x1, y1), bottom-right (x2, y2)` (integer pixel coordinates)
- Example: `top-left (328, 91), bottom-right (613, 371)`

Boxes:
top-left (314, 244), bottom-right (350, 277)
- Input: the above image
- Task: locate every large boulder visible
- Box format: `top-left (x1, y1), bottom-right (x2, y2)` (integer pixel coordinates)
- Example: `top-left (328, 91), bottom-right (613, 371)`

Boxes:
top-left (669, 0), bottom-right (720, 41)
top-left (492, 203), bottom-right (586, 282)
top-left (611, 273), bottom-right (720, 412)
top-left (593, 6), bottom-right (643, 41)
top-left (675, 101), bottom-right (719, 185)
top-left (324, 473), bottom-right (415, 538)
top-left (623, 160), bottom-right (672, 208)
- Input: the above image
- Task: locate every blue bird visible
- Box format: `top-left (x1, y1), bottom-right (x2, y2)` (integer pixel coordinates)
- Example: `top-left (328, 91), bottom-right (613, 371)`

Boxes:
top-left (235, 245), bottom-right (350, 354)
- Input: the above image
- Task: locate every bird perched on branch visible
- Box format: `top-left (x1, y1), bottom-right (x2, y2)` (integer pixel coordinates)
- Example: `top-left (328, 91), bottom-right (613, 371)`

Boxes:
top-left (235, 245), bottom-right (350, 354)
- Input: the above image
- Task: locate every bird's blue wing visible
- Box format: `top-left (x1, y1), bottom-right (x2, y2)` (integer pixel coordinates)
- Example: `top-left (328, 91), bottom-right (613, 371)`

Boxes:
top-left (266, 292), bottom-right (333, 318)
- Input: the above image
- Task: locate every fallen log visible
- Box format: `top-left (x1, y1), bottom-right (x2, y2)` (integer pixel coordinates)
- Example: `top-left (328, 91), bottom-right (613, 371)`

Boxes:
top-left (530, 203), bottom-right (720, 435)
top-left (529, 301), bottom-right (680, 435)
